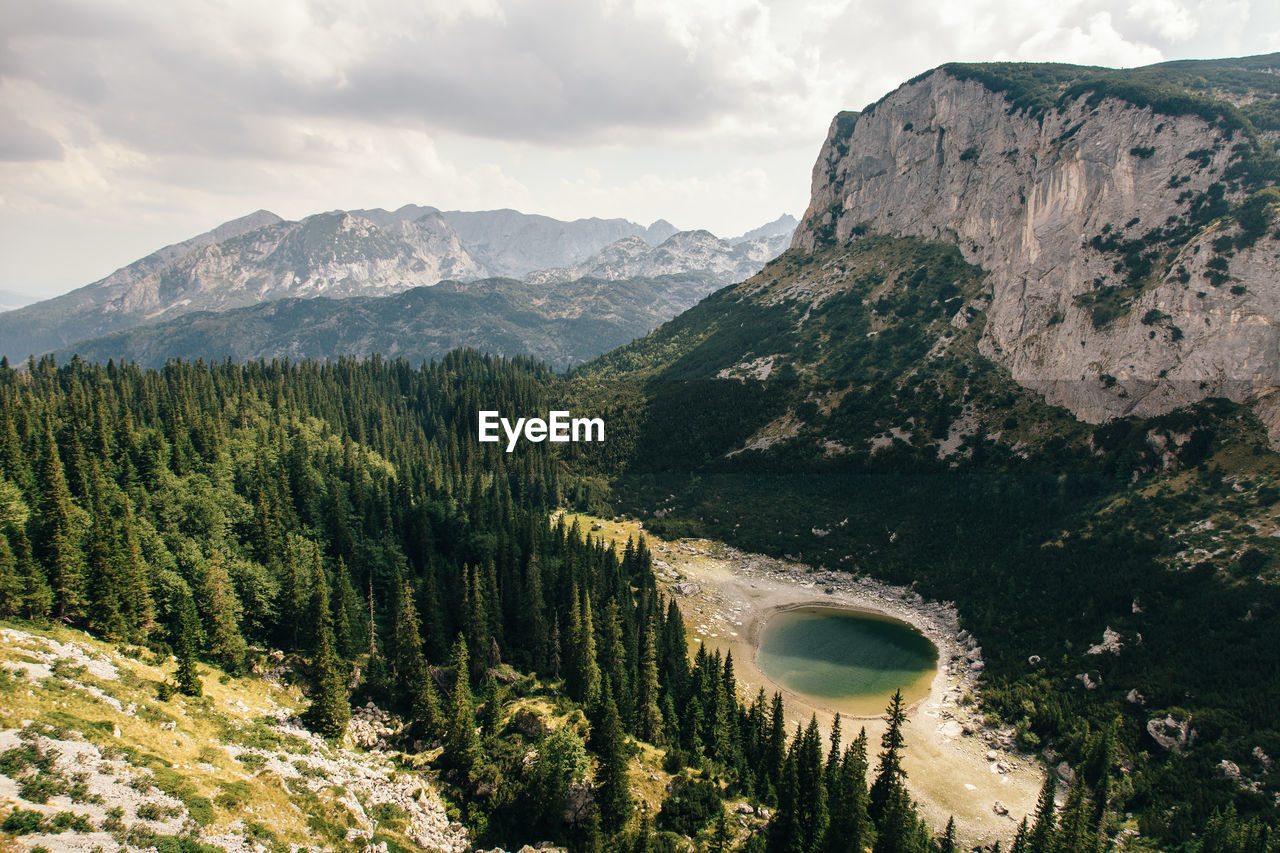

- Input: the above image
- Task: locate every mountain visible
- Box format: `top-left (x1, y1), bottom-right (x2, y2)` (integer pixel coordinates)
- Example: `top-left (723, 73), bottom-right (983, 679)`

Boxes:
top-left (525, 227), bottom-right (793, 286)
top-left (32, 213), bottom-right (791, 369)
top-left (793, 56), bottom-right (1280, 445)
top-left (0, 207), bottom-right (765, 362)
top-left (54, 273), bottom-right (726, 370)
top-left (0, 209), bottom-right (480, 359)
top-left (729, 213), bottom-right (798, 244)
top-left (433, 208), bottom-right (678, 278)
top-left (569, 53), bottom-right (1280, 847)
top-left (0, 289), bottom-right (38, 313)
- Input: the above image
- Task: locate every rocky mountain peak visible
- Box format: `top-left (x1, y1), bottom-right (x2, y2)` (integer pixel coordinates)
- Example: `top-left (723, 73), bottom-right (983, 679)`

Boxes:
top-left (794, 55), bottom-right (1280, 443)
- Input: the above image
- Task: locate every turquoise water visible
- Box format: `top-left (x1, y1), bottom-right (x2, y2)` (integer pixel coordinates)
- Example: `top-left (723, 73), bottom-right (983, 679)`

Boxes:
top-left (757, 607), bottom-right (937, 709)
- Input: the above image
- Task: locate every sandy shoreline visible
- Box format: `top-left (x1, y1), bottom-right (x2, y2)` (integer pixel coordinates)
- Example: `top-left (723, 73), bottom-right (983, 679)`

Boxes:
top-left (649, 535), bottom-right (1044, 846)
top-left (562, 513), bottom-right (1045, 848)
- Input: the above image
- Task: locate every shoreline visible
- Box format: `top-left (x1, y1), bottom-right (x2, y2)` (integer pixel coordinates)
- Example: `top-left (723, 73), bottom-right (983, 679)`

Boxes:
top-left (746, 600), bottom-right (938, 721)
top-left (639, 531), bottom-right (1043, 847)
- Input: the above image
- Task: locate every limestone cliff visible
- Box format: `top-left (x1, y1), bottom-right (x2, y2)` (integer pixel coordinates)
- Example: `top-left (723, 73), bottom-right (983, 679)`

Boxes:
top-left (792, 59), bottom-right (1280, 443)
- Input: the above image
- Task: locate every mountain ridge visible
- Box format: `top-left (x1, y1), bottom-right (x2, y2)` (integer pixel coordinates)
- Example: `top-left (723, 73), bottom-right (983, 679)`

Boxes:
top-left (1, 207), bottom-right (790, 362)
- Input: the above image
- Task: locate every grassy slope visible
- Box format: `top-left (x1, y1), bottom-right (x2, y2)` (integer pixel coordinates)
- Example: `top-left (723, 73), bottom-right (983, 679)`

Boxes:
top-left (0, 621), bottom-right (468, 853)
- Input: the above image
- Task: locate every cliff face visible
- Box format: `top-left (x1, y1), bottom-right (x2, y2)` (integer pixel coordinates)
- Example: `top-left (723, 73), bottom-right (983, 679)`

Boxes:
top-left (793, 69), bottom-right (1280, 442)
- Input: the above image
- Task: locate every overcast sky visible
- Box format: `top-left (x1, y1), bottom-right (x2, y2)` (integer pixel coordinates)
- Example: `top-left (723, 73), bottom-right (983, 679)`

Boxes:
top-left (2, 0), bottom-right (1279, 298)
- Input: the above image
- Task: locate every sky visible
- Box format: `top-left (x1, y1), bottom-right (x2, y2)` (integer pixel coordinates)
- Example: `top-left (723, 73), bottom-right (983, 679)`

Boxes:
top-left (2, 0), bottom-right (1280, 299)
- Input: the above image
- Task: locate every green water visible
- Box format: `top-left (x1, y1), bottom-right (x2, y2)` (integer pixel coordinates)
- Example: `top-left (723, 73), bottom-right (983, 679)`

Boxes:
top-left (757, 607), bottom-right (937, 710)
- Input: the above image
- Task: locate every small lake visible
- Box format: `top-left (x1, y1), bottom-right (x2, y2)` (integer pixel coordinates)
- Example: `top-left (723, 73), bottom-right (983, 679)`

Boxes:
top-left (756, 606), bottom-right (938, 716)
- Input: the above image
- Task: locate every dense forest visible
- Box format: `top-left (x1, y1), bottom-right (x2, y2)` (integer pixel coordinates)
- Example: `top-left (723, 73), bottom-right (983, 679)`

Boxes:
top-left (1, 343), bottom-right (1277, 852)
top-left (0, 352), bottom-right (986, 852)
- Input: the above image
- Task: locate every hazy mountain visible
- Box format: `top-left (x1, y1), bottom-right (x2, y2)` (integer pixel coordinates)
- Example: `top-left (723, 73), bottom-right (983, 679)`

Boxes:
top-left (57, 273), bottom-right (725, 370)
top-left (0, 289), bottom-right (38, 313)
top-left (0, 209), bottom-right (481, 358)
top-left (525, 227), bottom-right (793, 286)
top-left (0, 206), bottom-right (725, 360)
top-left (436, 208), bottom-right (679, 277)
top-left (729, 213), bottom-right (798, 244)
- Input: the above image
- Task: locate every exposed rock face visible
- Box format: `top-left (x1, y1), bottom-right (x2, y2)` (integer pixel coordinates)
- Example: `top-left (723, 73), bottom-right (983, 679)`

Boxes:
top-left (1147, 713), bottom-right (1194, 751)
top-left (793, 69), bottom-right (1280, 442)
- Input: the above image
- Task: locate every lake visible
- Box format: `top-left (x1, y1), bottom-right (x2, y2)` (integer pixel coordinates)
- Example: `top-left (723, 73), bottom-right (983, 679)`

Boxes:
top-left (756, 606), bottom-right (938, 716)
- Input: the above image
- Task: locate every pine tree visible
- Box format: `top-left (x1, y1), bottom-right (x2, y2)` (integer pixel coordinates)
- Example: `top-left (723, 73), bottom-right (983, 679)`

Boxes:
top-left (826, 728), bottom-right (872, 853)
top-left (303, 559), bottom-right (350, 739)
top-left (941, 816), bottom-right (957, 853)
top-left (767, 739), bottom-right (803, 853)
top-left (410, 651), bottom-right (444, 742)
top-left (201, 551), bottom-right (247, 671)
top-left (1009, 817), bottom-right (1029, 853)
top-left (277, 534), bottom-right (311, 651)
top-left (392, 577), bottom-right (427, 712)
top-left (86, 487), bottom-right (125, 638)
top-left (825, 713), bottom-right (842, 789)
top-left (594, 681), bottom-right (633, 834)
top-left (1053, 776), bottom-right (1093, 853)
top-left (708, 810), bottom-right (733, 853)
top-left (871, 785), bottom-right (920, 853)
top-left (0, 533), bottom-right (21, 616)
top-left (869, 689), bottom-right (908, 823)
top-left (445, 634), bottom-right (481, 784)
top-left (9, 527), bottom-right (51, 620)
top-left (795, 716), bottom-right (829, 853)
top-left (1026, 773), bottom-right (1058, 853)
top-left (173, 589), bottom-right (203, 697)
top-left (565, 586), bottom-right (602, 706)
top-left (634, 608), bottom-right (664, 744)
top-left (116, 499), bottom-right (154, 632)
top-left (36, 422), bottom-right (86, 622)
top-left (766, 691), bottom-right (787, 799)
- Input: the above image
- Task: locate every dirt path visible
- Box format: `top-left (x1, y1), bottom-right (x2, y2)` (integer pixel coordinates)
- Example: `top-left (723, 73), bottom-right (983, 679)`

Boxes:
top-left (567, 514), bottom-right (1044, 848)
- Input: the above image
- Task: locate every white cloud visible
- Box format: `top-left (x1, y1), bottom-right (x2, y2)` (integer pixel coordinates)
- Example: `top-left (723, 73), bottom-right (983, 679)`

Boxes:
top-left (2, 0), bottom-right (1280, 296)
top-left (1127, 0), bottom-right (1199, 42)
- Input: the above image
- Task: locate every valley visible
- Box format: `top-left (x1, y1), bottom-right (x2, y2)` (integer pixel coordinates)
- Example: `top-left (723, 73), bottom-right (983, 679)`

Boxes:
top-left (4, 48), bottom-right (1280, 853)
top-left (565, 514), bottom-right (1043, 848)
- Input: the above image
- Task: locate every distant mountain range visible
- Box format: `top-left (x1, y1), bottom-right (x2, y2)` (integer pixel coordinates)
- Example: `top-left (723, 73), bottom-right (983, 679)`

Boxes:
top-left (2, 206), bottom-right (794, 366)
top-left (0, 289), bottom-right (38, 313)
top-left (54, 274), bottom-right (726, 371)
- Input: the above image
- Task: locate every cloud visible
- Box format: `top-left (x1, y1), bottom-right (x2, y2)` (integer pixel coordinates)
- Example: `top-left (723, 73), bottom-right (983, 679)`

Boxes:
top-left (0, 108), bottom-right (63, 161)
top-left (2, 0), bottom-right (1280, 296)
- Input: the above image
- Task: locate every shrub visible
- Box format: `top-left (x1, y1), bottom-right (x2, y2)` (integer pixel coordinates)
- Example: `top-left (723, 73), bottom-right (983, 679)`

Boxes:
top-left (657, 776), bottom-right (721, 836)
top-left (2, 808), bottom-right (47, 834)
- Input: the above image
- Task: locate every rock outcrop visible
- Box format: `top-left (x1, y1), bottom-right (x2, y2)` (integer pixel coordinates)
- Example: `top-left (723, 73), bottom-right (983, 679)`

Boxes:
top-left (793, 64), bottom-right (1280, 443)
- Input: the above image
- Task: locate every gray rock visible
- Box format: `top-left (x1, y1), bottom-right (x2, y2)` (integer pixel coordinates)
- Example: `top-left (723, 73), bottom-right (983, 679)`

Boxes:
top-left (793, 71), bottom-right (1280, 446)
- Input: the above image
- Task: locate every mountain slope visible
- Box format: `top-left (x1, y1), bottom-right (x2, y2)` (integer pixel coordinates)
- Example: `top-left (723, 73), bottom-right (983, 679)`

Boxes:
top-left (793, 53), bottom-right (1280, 443)
top-left (48, 220), bottom-right (794, 369)
top-left (1, 208), bottom-right (770, 363)
top-left (0, 623), bottom-right (468, 853)
top-left (0, 210), bottom-right (481, 359)
top-left (55, 273), bottom-right (727, 370)
top-left (563, 54), bottom-right (1280, 847)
